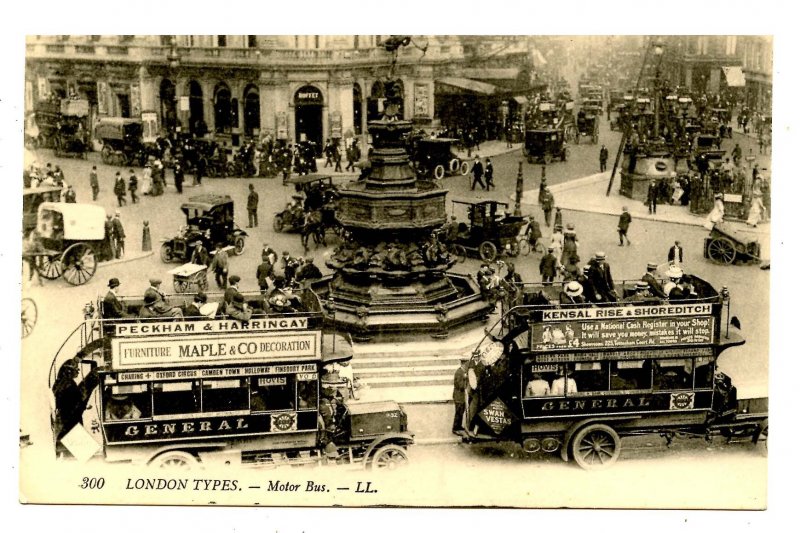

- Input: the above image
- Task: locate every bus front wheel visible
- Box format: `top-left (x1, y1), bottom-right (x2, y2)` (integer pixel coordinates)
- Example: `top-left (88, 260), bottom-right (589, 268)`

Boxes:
top-left (570, 424), bottom-right (620, 470)
top-left (150, 450), bottom-right (198, 470)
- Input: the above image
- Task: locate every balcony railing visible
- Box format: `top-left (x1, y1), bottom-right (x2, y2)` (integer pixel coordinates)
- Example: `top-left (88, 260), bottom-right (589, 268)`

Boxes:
top-left (26, 41), bottom-right (464, 68)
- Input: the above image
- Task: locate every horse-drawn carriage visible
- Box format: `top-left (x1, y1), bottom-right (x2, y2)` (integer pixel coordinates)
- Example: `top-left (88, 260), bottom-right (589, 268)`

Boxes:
top-left (524, 128), bottom-right (569, 164)
top-left (274, 175), bottom-right (341, 249)
top-left (26, 202), bottom-right (107, 286)
top-left (704, 222), bottom-right (761, 265)
top-left (95, 117), bottom-right (157, 167)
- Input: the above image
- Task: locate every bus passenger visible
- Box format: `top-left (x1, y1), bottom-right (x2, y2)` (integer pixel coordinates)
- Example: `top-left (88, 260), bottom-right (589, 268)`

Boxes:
top-left (104, 394), bottom-right (142, 420)
top-left (525, 372), bottom-right (551, 397)
top-left (662, 265), bottom-right (683, 298)
top-left (183, 292), bottom-right (208, 318)
top-left (139, 293), bottom-right (183, 319)
top-left (551, 368), bottom-right (578, 396)
top-left (559, 281), bottom-right (587, 305)
top-left (588, 251), bottom-right (617, 302)
top-left (641, 262), bottom-right (667, 298)
top-left (623, 281), bottom-right (660, 305)
top-left (225, 293), bottom-right (253, 322)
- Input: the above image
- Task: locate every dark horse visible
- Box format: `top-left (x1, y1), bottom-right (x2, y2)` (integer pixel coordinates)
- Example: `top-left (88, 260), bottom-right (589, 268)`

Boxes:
top-left (301, 210), bottom-right (325, 252)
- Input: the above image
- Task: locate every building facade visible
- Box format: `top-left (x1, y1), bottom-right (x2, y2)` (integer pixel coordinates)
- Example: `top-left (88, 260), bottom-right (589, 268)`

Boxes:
top-left (738, 35), bottom-right (773, 115)
top-left (26, 35), bottom-right (545, 153)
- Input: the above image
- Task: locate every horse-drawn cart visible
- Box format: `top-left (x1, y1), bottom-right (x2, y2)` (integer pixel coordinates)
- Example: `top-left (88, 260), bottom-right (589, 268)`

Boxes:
top-left (704, 221), bottom-right (761, 265)
top-left (168, 263), bottom-right (209, 293)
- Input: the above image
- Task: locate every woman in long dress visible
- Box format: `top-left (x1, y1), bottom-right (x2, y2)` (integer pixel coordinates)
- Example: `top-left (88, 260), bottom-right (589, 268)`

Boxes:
top-left (705, 193), bottom-right (725, 230)
top-left (747, 192), bottom-right (764, 227)
top-left (141, 164), bottom-right (153, 195)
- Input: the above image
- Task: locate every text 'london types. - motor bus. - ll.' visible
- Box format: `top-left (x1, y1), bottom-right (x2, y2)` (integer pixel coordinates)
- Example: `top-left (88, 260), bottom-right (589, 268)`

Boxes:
top-left (47, 288), bottom-right (413, 470)
top-left (456, 274), bottom-right (767, 469)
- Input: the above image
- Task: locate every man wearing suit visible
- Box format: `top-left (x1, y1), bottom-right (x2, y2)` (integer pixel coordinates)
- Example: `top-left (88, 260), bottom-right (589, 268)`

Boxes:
top-left (143, 278), bottom-right (182, 317)
top-left (452, 358), bottom-right (469, 433)
top-left (588, 251), bottom-right (617, 302)
top-left (224, 275), bottom-right (242, 307)
top-left (102, 278), bottom-right (130, 319)
top-left (184, 292), bottom-right (208, 318)
top-left (539, 246), bottom-right (558, 285)
top-left (642, 262), bottom-right (667, 298)
top-left (667, 240), bottom-right (684, 265)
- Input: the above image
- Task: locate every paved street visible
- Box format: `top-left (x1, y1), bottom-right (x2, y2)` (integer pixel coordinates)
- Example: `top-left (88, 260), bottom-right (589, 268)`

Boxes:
top-left (20, 106), bottom-right (769, 494)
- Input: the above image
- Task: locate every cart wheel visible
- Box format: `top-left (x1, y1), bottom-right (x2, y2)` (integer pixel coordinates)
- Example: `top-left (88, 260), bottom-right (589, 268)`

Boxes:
top-left (61, 243), bottom-right (97, 286)
top-left (160, 243), bottom-right (173, 263)
top-left (479, 241), bottom-right (498, 262)
top-left (571, 423), bottom-right (621, 470)
top-left (433, 164), bottom-right (446, 180)
top-left (35, 255), bottom-right (63, 280)
top-left (173, 279), bottom-right (189, 293)
top-left (150, 450), bottom-right (198, 470)
top-left (518, 239), bottom-right (531, 256)
top-left (273, 215), bottom-right (284, 232)
top-left (198, 274), bottom-right (209, 291)
top-left (369, 444), bottom-right (408, 470)
top-left (449, 158), bottom-right (460, 174)
top-left (452, 244), bottom-right (467, 263)
top-left (460, 161), bottom-right (470, 176)
top-left (233, 236), bottom-right (246, 256)
top-left (707, 237), bottom-right (737, 264)
top-left (21, 297), bottom-right (37, 338)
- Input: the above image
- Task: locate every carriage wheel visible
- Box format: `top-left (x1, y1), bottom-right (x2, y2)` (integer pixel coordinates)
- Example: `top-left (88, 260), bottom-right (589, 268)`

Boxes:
top-left (173, 279), bottom-right (189, 293)
top-left (452, 244), bottom-right (467, 263)
top-left (433, 164), bottom-right (446, 180)
top-left (35, 255), bottom-right (63, 280)
top-left (61, 243), bottom-right (97, 286)
top-left (273, 215), bottom-right (284, 232)
top-left (479, 241), bottom-right (498, 262)
top-left (460, 161), bottom-right (470, 176)
top-left (518, 239), bottom-right (531, 256)
top-left (160, 243), bottom-right (173, 263)
top-left (21, 298), bottom-right (37, 338)
top-left (234, 236), bottom-right (246, 256)
top-left (571, 423), bottom-right (621, 470)
top-left (707, 237), bottom-right (737, 264)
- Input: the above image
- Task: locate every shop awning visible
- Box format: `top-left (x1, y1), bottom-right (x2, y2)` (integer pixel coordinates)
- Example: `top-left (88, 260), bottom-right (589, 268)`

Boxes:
top-left (512, 96), bottom-right (528, 105)
top-left (461, 68), bottom-right (520, 81)
top-left (436, 77), bottom-right (498, 95)
top-left (722, 66), bottom-right (746, 87)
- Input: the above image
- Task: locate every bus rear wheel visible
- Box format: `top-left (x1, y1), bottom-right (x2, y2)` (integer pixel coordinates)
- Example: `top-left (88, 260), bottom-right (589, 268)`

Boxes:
top-left (151, 450), bottom-right (198, 470)
top-left (571, 424), bottom-right (620, 470)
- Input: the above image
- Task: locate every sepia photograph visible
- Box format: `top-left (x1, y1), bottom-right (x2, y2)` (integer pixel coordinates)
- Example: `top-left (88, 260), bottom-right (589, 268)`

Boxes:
top-left (5, 2), bottom-right (795, 529)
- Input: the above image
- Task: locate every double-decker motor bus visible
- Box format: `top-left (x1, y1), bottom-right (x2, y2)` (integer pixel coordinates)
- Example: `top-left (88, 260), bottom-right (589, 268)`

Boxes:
top-left (48, 289), bottom-right (413, 469)
top-left (457, 274), bottom-right (767, 469)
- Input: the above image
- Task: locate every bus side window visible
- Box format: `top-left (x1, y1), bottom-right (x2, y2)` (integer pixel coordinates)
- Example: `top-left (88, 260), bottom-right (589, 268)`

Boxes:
top-left (103, 384), bottom-right (150, 421)
top-left (297, 379), bottom-right (318, 409)
top-left (201, 379), bottom-right (249, 412)
top-left (153, 381), bottom-right (200, 416)
top-left (694, 357), bottom-right (714, 388)
top-left (572, 361), bottom-right (608, 392)
top-left (250, 376), bottom-right (296, 412)
top-left (653, 359), bottom-right (692, 390)
top-left (611, 360), bottom-right (652, 391)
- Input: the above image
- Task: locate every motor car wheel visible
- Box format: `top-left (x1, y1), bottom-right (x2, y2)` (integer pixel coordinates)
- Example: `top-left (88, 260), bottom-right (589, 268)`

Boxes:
top-left (460, 161), bottom-right (470, 176)
top-left (160, 243), bottom-right (173, 263)
top-left (479, 241), bottom-right (497, 262)
top-left (234, 236), bottom-right (246, 255)
top-left (433, 164), bottom-right (446, 180)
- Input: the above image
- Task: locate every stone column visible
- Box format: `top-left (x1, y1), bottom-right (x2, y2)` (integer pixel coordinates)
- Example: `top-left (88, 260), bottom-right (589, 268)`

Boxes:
top-left (200, 80), bottom-right (215, 134)
top-left (138, 66), bottom-right (156, 114)
top-left (709, 68), bottom-right (721, 94)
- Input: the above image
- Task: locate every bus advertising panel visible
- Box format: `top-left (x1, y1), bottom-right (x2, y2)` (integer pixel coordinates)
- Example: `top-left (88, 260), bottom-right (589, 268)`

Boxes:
top-left (530, 303), bottom-right (715, 351)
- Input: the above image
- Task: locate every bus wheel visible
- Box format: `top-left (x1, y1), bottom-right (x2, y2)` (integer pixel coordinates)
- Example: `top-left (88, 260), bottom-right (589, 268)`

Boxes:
top-left (571, 424), bottom-right (620, 470)
top-left (151, 451), bottom-right (198, 470)
top-left (369, 444), bottom-right (408, 470)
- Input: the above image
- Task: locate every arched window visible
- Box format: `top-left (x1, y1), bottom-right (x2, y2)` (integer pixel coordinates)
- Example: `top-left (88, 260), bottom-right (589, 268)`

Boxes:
top-left (159, 79), bottom-right (177, 131)
top-left (353, 83), bottom-right (363, 135)
top-left (188, 80), bottom-right (206, 136)
top-left (214, 82), bottom-right (232, 133)
top-left (243, 85), bottom-right (261, 137)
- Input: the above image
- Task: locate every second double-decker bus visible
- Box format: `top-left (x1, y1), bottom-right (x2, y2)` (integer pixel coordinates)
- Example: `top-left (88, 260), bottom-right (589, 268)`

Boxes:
top-left (457, 274), bottom-right (767, 469)
top-left (48, 288), bottom-right (413, 469)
